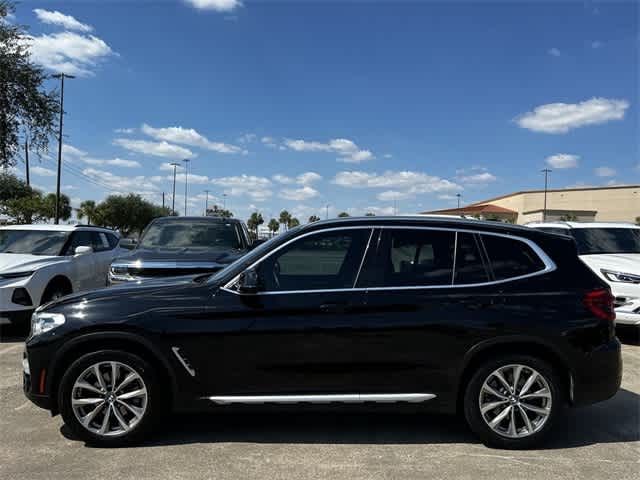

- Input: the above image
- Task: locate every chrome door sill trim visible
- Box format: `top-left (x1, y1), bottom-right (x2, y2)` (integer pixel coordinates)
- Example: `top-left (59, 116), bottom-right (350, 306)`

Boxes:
top-left (206, 393), bottom-right (436, 405)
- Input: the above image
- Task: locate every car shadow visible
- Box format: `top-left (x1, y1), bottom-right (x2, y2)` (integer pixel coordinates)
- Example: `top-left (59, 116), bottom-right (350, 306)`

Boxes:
top-left (64, 388), bottom-right (639, 450)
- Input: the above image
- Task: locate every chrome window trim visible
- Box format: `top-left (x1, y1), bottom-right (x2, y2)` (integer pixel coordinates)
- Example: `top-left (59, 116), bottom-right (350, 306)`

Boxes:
top-left (221, 225), bottom-right (556, 295)
top-left (111, 260), bottom-right (227, 270)
top-left (206, 393), bottom-right (436, 405)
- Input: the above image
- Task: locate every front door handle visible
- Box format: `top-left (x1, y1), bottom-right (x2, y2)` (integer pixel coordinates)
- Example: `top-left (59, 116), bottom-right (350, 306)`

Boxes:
top-left (320, 303), bottom-right (347, 314)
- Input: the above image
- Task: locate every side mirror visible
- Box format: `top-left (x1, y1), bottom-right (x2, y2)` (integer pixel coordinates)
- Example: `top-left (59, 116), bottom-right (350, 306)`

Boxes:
top-left (74, 245), bottom-right (93, 256)
top-left (238, 268), bottom-right (261, 293)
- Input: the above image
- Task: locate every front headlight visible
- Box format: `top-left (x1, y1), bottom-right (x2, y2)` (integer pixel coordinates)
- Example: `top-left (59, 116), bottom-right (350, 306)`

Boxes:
top-left (602, 269), bottom-right (640, 284)
top-left (30, 312), bottom-right (66, 337)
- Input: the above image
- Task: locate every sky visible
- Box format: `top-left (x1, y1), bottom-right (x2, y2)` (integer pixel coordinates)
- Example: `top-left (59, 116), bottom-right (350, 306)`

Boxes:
top-left (7, 0), bottom-right (639, 221)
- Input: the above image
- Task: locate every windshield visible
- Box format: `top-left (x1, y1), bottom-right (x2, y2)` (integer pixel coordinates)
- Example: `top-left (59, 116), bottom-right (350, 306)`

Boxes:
top-left (139, 221), bottom-right (242, 250)
top-left (0, 230), bottom-right (69, 256)
top-left (571, 228), bottom-right (640, 255)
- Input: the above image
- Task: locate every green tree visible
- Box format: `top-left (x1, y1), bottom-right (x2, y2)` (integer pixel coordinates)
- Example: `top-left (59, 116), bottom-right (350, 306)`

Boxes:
top-left (206, 205), bottom-right (233, 218)
top-left (0, 171), bottom-right (33, 202)
top-left (267, 218), bottom-right (280, 237)
top-left (338, 212), bottom-right (350, 217)
top-left (288, 217), bottom-right (300, 229)
top-left (39, 193), bottom-right (71, 222)
top-left (308, 215), bottom-right (320, 223)
top-left (247, 211), bottom-right (264, 238)
top-left (3, 191), bottom-right (43, 224)
top-left (0, 1), bottom-right (59, 167)
top-left (365, 212), bottom-right (375, 216)
top-left (77, 200), bottom-right (97, 225)
top-left (95, 194), bottom-right (167, 236)
top-left (279, 210), bottom-right (291, 231)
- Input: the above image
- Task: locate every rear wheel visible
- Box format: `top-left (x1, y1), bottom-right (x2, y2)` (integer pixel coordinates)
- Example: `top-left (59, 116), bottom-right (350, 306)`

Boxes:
top-left (58, 350), bottom-right (163, 447)
top-left (463, 355), bottom-right (564, 449)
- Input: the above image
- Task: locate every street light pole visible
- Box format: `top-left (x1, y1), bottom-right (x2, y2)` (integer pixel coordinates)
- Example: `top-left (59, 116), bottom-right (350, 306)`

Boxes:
top-left (182, 158), bottom-right (190, 216)
top-left (204, 190), bottom-right (210, 216)
top-left (456, 193), bottom-right (462, 209)
top-left (52, 73), bottom-right (75, 224)
top-left (170, 162), bottom-right (179, 215)
top-left (541, 168), bottom-right (552, 222)
top-left (326, 204), bottom-right (329, 220)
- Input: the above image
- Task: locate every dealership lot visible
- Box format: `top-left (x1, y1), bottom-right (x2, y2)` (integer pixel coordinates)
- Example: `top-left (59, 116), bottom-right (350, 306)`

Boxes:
top-left (0, 332), bottom-right (638, 480)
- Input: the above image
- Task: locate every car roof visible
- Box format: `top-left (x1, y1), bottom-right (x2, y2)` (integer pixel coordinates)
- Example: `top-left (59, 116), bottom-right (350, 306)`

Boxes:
top-left (152, 216), bottom-right (241, 223)
top-left (0, 223), bottom-right (117, 233)
top-left (527, 221), bottom-right (639, 229)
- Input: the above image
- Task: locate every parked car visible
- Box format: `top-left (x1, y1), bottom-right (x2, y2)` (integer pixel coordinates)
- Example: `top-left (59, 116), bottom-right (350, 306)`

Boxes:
top-left (0, 224), bottom-right (121, 328)
top-left (24, 216), bottom-right (620, 449)
top-left (527, 222), bottom-right (640, 330)
top-left (109, 216), bottom-right (251, 284)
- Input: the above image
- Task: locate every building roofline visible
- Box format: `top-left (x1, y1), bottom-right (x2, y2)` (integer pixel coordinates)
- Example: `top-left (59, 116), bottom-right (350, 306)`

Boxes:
top-left (466, 184), bottom-right (640, 206)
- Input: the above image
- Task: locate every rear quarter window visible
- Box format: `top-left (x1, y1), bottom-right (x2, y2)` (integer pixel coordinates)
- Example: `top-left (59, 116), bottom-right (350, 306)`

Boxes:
top-left (481, 234), bottom-right (546, 280)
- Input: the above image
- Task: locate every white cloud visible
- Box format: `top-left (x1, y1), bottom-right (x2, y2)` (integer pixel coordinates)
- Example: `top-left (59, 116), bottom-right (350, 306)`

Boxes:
top-left (595, 166), bottom-right (616, 177)
top-left (363, 206), bottom-right (395, 216)
top-left (237, 133), bottom-right (256, 144)
top-left (548, 47), bottom-right (561, 57)
top-left (261, 136), bottom-right (278, 148)
top-left (273, 172), bottom-right (322, 186)
top-left (272, 174), bottom-right (294, 184)
top-left (82, 168), bottom-right (161, 194)
top-left (24, 31), bottom-right (114, 77)
top-left (83, 157), bottom-right (141, 168)
top-left (33, 9), bottom-right (92, 32)
top-left (516, 98), bottom-right (629, 134)
top-left (114, 127), bottom-right (135, 134)
top-left (114, 138), bottom-right (195, 159)
top-left (333, 170), bottom-right (460, 199)
top-left (141, 124), bottom-right (245, 154)
top-left (545, 153), bottom-right (579, 169)
top-left (174, 172), bottom-right (210, 184)
top-left (211, 175), bottom-right (273, 201)
top-left (62, 144), bottom-right (88, 158)
top-left (455, 168), bottom-right (497, 185)
top-left (377, 190), bottom-right (411, 201)
top-left (284, 138), bottom-right (375, 163)
top-left (159, 162), bottom-right (182, 171)
top-left (184, 0), bottom-right (243, 12)
top-left (280, 186), bottom-right (320, 201)
top-left (31, 165), bottom-right (56, 177)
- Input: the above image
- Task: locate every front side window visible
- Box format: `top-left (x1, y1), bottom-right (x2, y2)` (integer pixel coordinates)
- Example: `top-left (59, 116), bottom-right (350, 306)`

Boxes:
top-left (0, 230), bottom-right (69, 256)
top-left (570, 228), bottom-right (640, 255)
top-left (64, 231), bottom-right (94, 255)
top-left (139, 220), bottom-right (242, 250)
top-left (363, 229), bottom-right (455, 287)
top-left (257, 229), bottom-right (371, 291)
top-left (481, 234), bottom-right (545, 280)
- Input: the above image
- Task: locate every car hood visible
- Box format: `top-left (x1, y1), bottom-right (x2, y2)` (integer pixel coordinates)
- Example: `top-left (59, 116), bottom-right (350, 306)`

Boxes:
top-left (580, 253), bottom-right (640, 274)
top-left (0, 253), bottom-right (64, 273)
top-left (113, 247), bottom-right (244, 266)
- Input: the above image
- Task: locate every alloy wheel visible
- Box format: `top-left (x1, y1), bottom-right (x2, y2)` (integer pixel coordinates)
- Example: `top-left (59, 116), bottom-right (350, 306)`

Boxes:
top-left (478, 364), bottom-right (552, 439)
top-left (71, 361), bottom-right (148, 437)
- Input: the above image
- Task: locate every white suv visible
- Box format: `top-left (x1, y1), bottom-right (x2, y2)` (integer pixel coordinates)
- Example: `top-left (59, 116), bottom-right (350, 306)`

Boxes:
top-left (527, 222), bottom-right (640, 328)
top-left (0, 224), bottom-right (122, 328)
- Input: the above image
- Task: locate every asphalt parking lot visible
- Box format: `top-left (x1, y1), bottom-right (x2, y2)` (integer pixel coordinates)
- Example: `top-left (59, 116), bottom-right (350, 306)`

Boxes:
top-left (1, 330), bottom-right (638, 480)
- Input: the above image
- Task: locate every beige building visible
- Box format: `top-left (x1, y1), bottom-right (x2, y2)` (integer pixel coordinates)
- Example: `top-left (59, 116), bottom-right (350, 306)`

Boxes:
top-left (423, 185), bottom-right (640, 225)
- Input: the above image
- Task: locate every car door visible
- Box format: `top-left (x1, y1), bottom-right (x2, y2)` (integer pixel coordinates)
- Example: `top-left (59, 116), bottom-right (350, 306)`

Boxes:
top-left (64, 231), bottom-right (98, 292)
top-left (179, 227), bottom-right (374, 396)
top-left (351, 227), bottom-right (495, 398)
top-left (90, 232), bottom-right (114, 286)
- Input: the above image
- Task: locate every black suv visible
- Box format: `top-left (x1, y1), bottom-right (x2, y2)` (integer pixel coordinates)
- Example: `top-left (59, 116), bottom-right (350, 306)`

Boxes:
top-left (108, 216), bottom-right (251, 283)
top-left (23, 217), bottom-right (621, 448)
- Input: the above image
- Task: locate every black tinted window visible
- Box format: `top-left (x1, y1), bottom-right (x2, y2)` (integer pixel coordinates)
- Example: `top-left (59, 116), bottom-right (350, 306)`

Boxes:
top-left (140, 220), bottom-right (241, 250)
top-left (364, 229), bottom-right (455, 287)
top-left (571, 228), bottom-right (640, 255)
top-left (481, 234), bottom-right (545, 280)
top-left (454, 233), bottom-right (489, 284)
top-left (258, 229), bottom-right (370, 291)
top-left (106, 233), bottom-right (119, 249)
top-left (65, 231), bottom-right (93, 255)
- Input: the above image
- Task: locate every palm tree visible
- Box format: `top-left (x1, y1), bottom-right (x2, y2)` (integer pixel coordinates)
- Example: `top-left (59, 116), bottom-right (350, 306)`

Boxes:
top-left (288, 217), bottom-right (300, 229)
top-left (268, 218), bottom-right (280, 237)
top-left (308, 215), bottom-right (320, 223)
top-left (279, 210), bottom-right (291, 231)
top-left (337, 212), bottom-right (350, 217)
top-left (77, 200), bottom-right (97, 225)
top-left (247, 211), bottom-right (264, 239)
top-left (365, 212), bottom-right (375, 216)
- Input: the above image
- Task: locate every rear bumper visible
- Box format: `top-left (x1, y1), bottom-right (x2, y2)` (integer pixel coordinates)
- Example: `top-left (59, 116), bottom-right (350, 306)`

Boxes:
top-left (571, 337), bottom-right (622, 407)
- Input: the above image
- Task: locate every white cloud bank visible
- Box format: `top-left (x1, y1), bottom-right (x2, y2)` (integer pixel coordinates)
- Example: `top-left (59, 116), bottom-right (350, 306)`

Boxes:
top-left (184, 0), bottom-right (243, 12)
top-left (33, 9), bottom-right (92, 32)
top-left (114, 138), bottom-right (195, 159)
top-left (284, 138), bottom-right (374, 163)
top-left (141, 124), bottom-right (245, 154)
top-left (545, 154), bottom-right (579, 169)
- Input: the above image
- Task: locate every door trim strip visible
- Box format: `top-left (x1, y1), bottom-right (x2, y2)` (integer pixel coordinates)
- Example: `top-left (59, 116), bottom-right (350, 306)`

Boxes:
top-left (206, 393), bottom-right (436, 405)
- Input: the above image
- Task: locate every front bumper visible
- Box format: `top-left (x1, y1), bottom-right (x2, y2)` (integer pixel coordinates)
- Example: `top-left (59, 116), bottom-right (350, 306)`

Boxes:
top-left (571, 337), bottom-right (622, 407)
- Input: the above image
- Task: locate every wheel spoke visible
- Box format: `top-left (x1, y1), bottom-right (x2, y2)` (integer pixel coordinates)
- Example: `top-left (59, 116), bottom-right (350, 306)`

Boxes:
top-left (93, 365), bottom-right (107, 392)
top-left (111, 405), bottom-right (129, 431)
top-left (75, 381), bottom-right (103, 395)
top-left (81, 402), bottom-right (105, 427)
top-left (507, 405), bottom-right (516, 436)
top-left (110, 362), bottom-right (118, 390)
top-left (489, 405), bottom-right (512, 428)
top-left (117, 387), bottom-right (147, 400)
top-left (493, 370), bottom-right (513, 392)
top-left (115, 373), bottom-right (137, 393)
top-left (518, 371), bottom-right (538, 396)
top-left (99, 405), bottom-right (112, 434)
top-left (520, 402), bottom-right (550, 416)
top-left (481, 400), bottom-right (508, 415)
top-left (482, 383), bottom-right (507, 400)
top-left (72, 397), bottom-right (104, 406)
top-left (512, 365), bottom-right (523, 392)
top-left (517, 405), bottom-right (533, 433)
top-left (521, 388), bottom-right (551, 400)
top-left (117, 400), bottom-right (143, 419)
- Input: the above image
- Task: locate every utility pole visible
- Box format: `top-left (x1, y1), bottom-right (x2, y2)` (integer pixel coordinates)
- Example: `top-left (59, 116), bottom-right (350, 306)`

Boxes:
top-left (24, 139), bottom-right (30, 186)
top-left (162, 192), bottom-right (165, 209)
top-left (52, 73), bottom-right (75, 224)
top-left (456, 193), bottom-right (462, 209)
top-left (222, 193), bottom-right (227, 210)
top-left (170, 162), bottom-right (179, 215)
top-left (204, 190), bottom-right (210, 216)
top-left (325, 204), bottom-right (329, 220)
top-left (541, 168), bottom-right (552, 222)
top-left (182, 158), bottom-right (190, 216)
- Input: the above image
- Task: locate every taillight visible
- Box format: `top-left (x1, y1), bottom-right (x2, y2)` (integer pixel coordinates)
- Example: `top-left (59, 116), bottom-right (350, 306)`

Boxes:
top-left (584, 288), bottom-right (616, 321)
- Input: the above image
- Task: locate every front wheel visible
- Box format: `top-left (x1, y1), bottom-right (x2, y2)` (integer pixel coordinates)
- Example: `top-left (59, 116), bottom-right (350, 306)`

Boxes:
top-left (58, 350), bottom-right (164, 447)
top-left (463, 355), bottom-right (564, 449)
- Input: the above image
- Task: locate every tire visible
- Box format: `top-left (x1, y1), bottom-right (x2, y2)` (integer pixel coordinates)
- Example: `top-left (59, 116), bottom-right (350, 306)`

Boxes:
top-left (463, 355), bottom-right (564, 449)
top-left (41, 281), bottom-right (71, 305)
top-left (58, 350), bottom-right (164, 447)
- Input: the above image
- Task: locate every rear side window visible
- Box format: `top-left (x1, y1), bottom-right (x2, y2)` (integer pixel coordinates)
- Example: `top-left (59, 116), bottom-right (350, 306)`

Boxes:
top-left (365, 229), bottom-right (455, 287)
top-left (454, 233), bottom-right (489, 284)
top-left (106, 233), bottom-right (119, 248)
top-left (481, 234), bottom-right (546, 280)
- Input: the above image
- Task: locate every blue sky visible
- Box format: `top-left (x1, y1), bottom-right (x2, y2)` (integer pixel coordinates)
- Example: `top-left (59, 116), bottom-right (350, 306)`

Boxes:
top-left (9, 0), bottom-right (639, 220)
